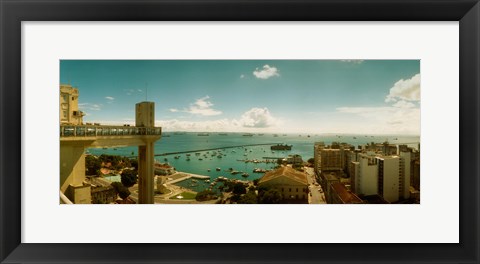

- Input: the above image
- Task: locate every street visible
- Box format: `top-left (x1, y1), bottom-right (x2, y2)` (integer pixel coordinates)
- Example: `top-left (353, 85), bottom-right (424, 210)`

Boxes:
top-left (304, 167), bottom-right (326, 204)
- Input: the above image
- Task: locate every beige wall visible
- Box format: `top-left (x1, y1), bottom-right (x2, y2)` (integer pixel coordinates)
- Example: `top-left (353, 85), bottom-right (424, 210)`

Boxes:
top-left (60, 84), bottom-right (83, 125)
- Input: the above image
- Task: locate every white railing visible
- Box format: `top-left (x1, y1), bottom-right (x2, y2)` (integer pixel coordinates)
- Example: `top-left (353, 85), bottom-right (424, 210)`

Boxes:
top-left (60, 191), bottom-right (73, 204)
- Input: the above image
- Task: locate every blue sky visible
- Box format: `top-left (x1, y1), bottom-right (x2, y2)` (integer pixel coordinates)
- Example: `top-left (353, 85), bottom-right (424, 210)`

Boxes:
top-left (60, 60), bottom-right (420, 135)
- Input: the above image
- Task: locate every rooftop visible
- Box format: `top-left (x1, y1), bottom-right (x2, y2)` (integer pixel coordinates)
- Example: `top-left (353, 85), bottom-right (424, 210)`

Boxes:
top-left (258, 166), bottom-right (308, 185)
top-left (331, 182), bottom-right (363, 204)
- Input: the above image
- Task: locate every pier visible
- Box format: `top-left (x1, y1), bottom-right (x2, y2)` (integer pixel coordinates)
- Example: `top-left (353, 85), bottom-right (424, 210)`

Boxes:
top-left (152, 143), bottom-right (281, 157)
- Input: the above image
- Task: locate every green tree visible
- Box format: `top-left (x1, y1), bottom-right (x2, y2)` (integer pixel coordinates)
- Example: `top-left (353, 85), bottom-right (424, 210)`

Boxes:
top-left (121, 169), bottom-right (138, 187)
top-left (258, 188), bottom-right (283, 204)
top-left (195, 190), bottom-right (217, 201)
top-left (130, 159), bottom-right (139, 170)
top-left (232, 183), bottom-right (247, 195)
top-left (111, 182), bottom-right (131, 199)
top-left (237, 191), bottom-right (258, 204)
top-left (85, 155), bottom-right (102, 176)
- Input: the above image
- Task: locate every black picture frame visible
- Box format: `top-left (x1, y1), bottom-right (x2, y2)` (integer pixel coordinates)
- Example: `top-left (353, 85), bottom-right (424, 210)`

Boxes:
top-left (1, 0), bottom-right (479, 263)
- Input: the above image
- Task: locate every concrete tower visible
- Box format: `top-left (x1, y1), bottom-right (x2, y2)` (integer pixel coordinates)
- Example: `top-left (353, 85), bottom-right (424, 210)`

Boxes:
top-left (136, 102), bottom-right (156, 204)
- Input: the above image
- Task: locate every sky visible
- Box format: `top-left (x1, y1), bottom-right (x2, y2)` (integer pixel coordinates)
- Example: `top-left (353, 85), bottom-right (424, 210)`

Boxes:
top-left (60, 60), bottom-right (420, 135)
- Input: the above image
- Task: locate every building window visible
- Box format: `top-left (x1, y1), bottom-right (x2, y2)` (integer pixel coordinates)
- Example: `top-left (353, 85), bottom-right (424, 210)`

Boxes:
top-left (281, 188), bottom-right (284, 192)
top-left (62, 94), bottom-right (68, 102)
top-left (296, 188), bottom-right (298, 192)
top-left (289, 188), bottom-right (291, 192)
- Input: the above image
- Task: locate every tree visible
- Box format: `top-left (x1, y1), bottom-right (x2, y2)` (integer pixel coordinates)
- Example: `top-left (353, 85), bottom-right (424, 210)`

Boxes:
top-left (121, 169), bottom-right (138, 187)
top-left (237, 191), bottom-right (258, 204)
top-left (232, 183), bottom-right (247, 195)
top-left (85, 155), bottom-right (101, 176)
top-left (130, 159), bottom-right (139, 170)
top-left (195, 190), bottom-right (217, 201)
top-left (111, 182), bottom-right (131, 199)
top-left (258, 188), bottom-right (283, 204)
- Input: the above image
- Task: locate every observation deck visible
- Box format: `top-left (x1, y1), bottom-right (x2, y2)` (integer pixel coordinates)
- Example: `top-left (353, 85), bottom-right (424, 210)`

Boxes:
top-left (60, 124), bottom-right (162, 147)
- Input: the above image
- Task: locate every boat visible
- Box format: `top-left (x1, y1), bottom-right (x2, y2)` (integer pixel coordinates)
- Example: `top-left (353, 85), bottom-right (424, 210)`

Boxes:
top-left (197, 133), bottom-right (209, 136)
top-left (207, 169), bottom-right (211, 172)
top-left (271, 144), bottom-right (292, 150)
top-left (164, 158), bottom-right (168, 161)
top-left (217, 155), bottom-right (222, 158)
top-left (218, 133), bottom-right (228, 136)
top-left (231, 170), bottom-right (240, 175)
top-left (199, 158), bottom-right (203, 161)
top-left (242, 133), bottom-right (254, 137)
top-left (216, 167), bottom-right (221, 171)
top-left (273, 134), bottom-right (279, 137)
top-left (241, 173), bottom-right (249, 177)
top-left (353, 137), bottom-right (357, 139)
top-left (186, 158), bottom-right (190, 161)
top-left (174, 155), bottom-right (180, 159)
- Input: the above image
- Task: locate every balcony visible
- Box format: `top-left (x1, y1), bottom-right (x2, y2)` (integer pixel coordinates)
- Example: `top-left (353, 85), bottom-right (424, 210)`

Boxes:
top-left (60, 125), bottom-right (162, 138)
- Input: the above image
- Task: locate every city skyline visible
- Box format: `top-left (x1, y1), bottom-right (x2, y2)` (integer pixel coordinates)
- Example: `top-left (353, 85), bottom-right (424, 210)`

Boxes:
top-left (60, 60), bottom-right (420, 135)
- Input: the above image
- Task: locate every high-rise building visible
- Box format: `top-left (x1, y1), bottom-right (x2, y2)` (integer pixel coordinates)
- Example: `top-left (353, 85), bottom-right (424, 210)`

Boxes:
top-left (313, 142), bottom-right (325, 175)
top-left (376, 156), bottom-right (400, 203)
top-left (399, 151), bottom-right (412, 199)
top-left (320, 149), bottom-right (344, 172)
top-left (356, 153), bottom-right (378, 196)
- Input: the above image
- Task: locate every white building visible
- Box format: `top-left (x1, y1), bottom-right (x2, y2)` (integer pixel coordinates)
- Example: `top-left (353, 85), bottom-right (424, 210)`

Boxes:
top-left (356, 153), bottom-right (378, 196)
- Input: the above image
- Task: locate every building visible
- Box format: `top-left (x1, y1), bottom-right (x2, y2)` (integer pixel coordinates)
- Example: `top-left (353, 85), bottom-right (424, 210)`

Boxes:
top-left (329, 182), bottom-right (364, 204)
top-left (286, 154), bottom-right (303, 166)
top-left (60, 84), bottom-right (84, 125)
top-left (356, 153), bottom-right (378, 196)
top-left (313, 142), bottom-right (325, 175)
top-left (154, 163), bottom-right (176, 175)
top-left (258, 166), bottom-right (309, 203)
top-left (376, 156), bottom-right (400, 203)
top-left (60, 84), bottom-right (162, 204)
top-left (320, 149), bottom-right (344, 172)
top-left (91, 185), bottom-right (117, 204)
top-left (320, 171), bottom-right (340, 202)
top-left (399, 151), bottom-right (412, 200)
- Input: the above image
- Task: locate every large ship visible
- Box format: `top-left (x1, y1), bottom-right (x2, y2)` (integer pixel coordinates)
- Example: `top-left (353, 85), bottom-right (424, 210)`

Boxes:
top-left (270, 144), bottom-right (292, 150)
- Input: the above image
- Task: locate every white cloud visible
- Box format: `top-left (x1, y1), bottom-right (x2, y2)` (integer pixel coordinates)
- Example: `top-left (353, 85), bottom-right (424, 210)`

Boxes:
top-left (170, 96), bottom-right (222, 116)
top-left (336, 106), bottom-right (420, 135)
top-left (239, 107), bottom-right (279, 128)
top-left (105, 96), bottom-right (114, 100)
top-left (253, 65), bottom-right (280, 79)
top-left (240, 74), bottom-right (245, 79)
top-left (156, 119), bottom-right (234, 132)
top-left (385, 73), bottom-right (421, 102)
top-left (392, 100), bottom-right (415, 108)
top-left (78, 103), bottom-right (102, 111)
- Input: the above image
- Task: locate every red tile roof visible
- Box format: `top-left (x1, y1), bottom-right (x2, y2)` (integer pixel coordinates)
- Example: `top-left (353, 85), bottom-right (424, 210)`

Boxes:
top-left (258, 166), bottom-right (308, 185)
top-left (331, 182), bottom-right (363, 204)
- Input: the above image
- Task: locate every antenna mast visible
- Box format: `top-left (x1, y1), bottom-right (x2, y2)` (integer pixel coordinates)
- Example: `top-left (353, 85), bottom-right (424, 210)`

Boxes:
top-left (145, 83), bottom-right (148, 101)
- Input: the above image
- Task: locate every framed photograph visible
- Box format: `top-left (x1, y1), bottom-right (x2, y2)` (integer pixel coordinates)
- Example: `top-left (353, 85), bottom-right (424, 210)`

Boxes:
top-left (1, 0), bottom-right (478, 263)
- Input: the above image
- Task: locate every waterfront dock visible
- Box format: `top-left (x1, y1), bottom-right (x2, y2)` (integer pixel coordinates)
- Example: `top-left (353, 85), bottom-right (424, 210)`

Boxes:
top-left (166, 172), bottom-right (210, 184)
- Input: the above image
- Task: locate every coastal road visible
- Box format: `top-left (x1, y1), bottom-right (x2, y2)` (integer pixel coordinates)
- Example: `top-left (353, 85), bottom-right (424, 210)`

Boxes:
top-left (305, 167), bottom-right (326, 204)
